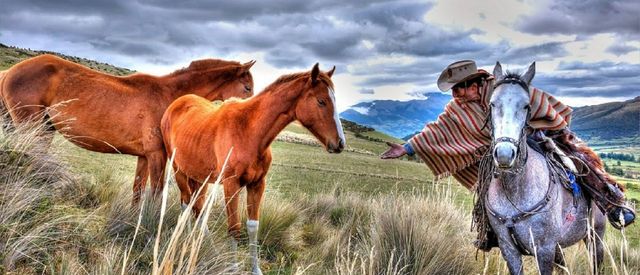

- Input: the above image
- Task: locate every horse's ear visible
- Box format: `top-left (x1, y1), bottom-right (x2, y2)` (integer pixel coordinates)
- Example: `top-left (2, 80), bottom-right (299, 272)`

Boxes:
top-left (522, 61), bottom-right (536, 85)
top-left (493, 61), bottom-right (503, 79)
top-left (238, 60), bottom-right (256, 75)
top-left (311, 63), bottom-right (320, 84)
top-left (327, 66), bottom-right (336, 78)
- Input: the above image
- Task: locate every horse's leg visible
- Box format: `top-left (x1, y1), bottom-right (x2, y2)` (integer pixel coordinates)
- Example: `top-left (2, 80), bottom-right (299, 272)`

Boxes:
top-left (246, 178), bottom-right (266, 275)
top-left (497, 240), bottom-right (524, 275)
top-left (146, 150), bottom-right (167, 198)
top-left (171, 170), bottom-right (197, 234)
top-left (40, 112), bottom-right (56, 145)
top-left (174, 171), bottom-right (193, 211)
top-left (534, 245), bottom-right (557, 275)
top-left (222, 179), bottom-right (242, 268)
top-left (9, 105), bottom-right (56, 150)
top-left (132, 156), bottom-right (149, 205)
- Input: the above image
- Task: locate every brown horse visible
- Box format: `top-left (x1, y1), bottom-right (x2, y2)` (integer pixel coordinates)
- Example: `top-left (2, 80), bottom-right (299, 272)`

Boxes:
top-left (161, 63), bottom-right (345, 274)
top-left (0, 54), bottom-right (255, 202)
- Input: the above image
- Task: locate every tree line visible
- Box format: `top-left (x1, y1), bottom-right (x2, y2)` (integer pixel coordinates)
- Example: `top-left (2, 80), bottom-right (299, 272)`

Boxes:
top-left (599, 152), bottom-right (638, 162)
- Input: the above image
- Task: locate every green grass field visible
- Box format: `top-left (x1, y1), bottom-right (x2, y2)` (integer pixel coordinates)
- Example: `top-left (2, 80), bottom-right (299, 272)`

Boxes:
top-left (592, 145), bottom-right (640, 204)
top-left (56, 125), bottom-right (471, 205)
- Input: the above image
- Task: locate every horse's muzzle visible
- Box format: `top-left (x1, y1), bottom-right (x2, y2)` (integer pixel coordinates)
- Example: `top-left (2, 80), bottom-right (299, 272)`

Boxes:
top-left (493, 142), bottom-right (517, 168)
top-left (327, 138), bottom-right (344, 153)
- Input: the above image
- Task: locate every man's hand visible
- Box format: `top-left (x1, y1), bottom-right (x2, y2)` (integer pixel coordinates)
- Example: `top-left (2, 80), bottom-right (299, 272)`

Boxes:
top-left (381, 142), bottom-right (407, 159)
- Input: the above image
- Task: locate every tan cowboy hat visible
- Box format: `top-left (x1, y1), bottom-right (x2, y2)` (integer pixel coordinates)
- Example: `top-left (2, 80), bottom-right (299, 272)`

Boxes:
top-left (437, 60), bottom-right (490, 92)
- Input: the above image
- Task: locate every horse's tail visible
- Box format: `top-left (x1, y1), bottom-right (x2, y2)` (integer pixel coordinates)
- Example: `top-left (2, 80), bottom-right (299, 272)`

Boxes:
top-left (160, 110), bottom-right (174, 159)
top-left (0, 70), bottom-right (15, 133)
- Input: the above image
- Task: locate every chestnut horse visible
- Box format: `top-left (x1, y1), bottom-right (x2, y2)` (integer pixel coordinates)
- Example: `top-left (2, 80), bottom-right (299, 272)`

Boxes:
top-left (0, 54), bottom-right (255, 202)
top-left (161, 63), bottom-right (345, 274)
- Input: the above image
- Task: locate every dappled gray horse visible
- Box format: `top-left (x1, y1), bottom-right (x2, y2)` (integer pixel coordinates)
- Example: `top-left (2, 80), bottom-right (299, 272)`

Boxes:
top-left (484, 61), bottom-right (605, 274)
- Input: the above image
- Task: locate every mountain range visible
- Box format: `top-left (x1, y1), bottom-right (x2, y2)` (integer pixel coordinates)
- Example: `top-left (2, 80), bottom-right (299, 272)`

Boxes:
top-left (570, 96), bottom-right (640, 141)
top-left (340, 94), bottom-right (639, 142)
top-left (340, 92), bottom-right (451, 139)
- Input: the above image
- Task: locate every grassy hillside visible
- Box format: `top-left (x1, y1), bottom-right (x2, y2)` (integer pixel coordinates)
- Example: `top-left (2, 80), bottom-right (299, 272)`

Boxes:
top-left (571, 96), bottom-right (640, 141)
top-left (0, 45), bottom-right (638, 274)
top-left (0, 43), bottom-right (134, 75)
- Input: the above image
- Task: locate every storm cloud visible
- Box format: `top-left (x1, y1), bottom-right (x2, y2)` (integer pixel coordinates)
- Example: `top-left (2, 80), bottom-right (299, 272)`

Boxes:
top-left (0, 0), bottom-right (638, 104)
top-left (518, 0), bottom-right (640, 37)
top-left (534, 61), bottom-right (640, 97)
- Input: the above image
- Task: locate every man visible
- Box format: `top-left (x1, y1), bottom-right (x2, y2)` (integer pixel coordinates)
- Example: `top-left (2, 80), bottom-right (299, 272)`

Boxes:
top-left (381, 60), bottom-right (635, 251)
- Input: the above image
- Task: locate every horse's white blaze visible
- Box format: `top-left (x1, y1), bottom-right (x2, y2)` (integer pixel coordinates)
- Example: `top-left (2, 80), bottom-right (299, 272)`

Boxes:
top-left (492, 85), bottom-right (528, 143)
top-left (329, 87), bottom-right (346, 145)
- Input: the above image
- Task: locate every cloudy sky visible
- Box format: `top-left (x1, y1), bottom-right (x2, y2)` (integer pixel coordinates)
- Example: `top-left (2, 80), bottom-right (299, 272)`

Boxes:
top-left (1, 0), bottom-right (638, 111)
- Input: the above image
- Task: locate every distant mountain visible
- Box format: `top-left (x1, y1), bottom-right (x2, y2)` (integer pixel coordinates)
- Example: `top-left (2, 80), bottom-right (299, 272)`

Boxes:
top-left (571, 96), bottom-right (640, 140)
top-left (0, 43), bottom-right (134, 75)
top-left (339, 92), bottom-right (451, 138)
top-left (341, 93), bottom-right (639, 142)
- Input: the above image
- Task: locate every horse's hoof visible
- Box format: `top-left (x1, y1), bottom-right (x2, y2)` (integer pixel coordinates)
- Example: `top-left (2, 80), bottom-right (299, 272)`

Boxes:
top-left (252, 266), bottom-right (263, 275)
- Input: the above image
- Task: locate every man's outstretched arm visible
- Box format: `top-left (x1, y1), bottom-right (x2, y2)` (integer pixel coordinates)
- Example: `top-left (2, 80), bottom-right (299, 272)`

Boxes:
top-left (381, 142), bottom-right (414, 159)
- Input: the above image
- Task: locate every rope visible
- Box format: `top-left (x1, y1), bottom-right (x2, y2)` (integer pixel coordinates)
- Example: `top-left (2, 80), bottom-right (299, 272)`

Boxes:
top-left (471, 142), bottom-right (496, 249)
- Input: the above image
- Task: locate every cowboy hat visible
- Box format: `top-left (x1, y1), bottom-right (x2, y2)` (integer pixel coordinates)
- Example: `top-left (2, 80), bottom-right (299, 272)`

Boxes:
top-left (437, 60), bottom-right (490, 92)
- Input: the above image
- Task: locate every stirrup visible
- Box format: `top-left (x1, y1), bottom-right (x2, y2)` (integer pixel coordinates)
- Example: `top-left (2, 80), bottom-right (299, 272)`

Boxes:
top-left (608, 206), bottom-right (636, 230)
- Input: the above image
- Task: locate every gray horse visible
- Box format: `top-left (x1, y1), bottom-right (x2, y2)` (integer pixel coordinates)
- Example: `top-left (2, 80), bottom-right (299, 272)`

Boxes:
top-left (484, 61), bottom-right (606, 274)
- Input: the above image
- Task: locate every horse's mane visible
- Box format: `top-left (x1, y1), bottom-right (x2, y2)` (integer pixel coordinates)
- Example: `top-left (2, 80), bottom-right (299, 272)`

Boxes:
top-left (262, 71), bottom-right (334, 92)
top-left (169, 59), bottom-right (240, 76)
top-left (210, 97), bottom-right (248, 113)
top-left (502, 70), bottom-right (523, 80)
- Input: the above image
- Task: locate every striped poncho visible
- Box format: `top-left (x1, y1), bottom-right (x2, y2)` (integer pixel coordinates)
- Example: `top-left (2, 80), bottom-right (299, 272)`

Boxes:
top-left (408, 77), bottom-right (572, 189)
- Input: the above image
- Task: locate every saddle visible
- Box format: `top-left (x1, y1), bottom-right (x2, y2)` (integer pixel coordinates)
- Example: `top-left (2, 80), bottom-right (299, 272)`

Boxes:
top-left (535, 129), bottom-right (627, 215)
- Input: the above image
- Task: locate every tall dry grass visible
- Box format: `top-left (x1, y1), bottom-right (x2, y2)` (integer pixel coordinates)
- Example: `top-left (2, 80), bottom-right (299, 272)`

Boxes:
top-left (0, 116), bottom-right (239, 274)
top-left (0, 119), bottom-right (89, 273)
top-left (291, 186), bottom-right (477, 275)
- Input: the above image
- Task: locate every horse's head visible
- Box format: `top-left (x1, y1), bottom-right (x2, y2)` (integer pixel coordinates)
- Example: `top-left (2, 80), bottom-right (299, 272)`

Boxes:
top-left (217, 60), bottom-right (255, 100)
top-left (175, 59), bottom-right (255, 100)
top-left (295, 63), bottom-right (345, 153)
top-left (490, 61), bottom-right (535, 169)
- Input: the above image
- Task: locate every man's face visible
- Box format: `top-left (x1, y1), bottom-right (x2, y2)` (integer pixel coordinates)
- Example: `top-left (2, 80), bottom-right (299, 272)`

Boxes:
top-left (452, 81), bottom-right (480, 102)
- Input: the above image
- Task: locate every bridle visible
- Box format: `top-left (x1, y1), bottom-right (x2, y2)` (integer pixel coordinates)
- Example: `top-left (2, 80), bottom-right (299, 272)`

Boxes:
top-left (493, 76), bottom-right (529, 91)
top-left (488, 77), bottom-right (532, 173)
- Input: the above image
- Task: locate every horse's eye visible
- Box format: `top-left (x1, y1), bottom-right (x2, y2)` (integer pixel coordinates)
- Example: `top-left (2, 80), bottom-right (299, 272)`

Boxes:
top-left (524, 105), bottom-right (530, 110)
top-left (317, 99), bottom-right (326, 107)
